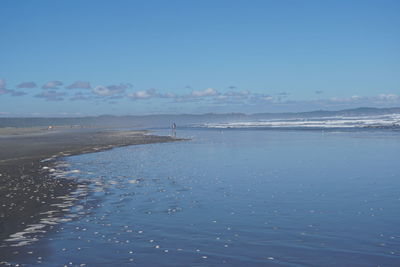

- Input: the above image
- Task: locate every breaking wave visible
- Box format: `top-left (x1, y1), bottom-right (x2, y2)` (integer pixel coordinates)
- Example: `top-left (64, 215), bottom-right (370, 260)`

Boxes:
top-left (195, 114), bottom-right (400, 129)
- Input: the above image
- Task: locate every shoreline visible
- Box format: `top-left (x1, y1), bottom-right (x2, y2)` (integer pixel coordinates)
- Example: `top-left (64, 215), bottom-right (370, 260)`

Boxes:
top-left (0, 129), bottom-right (183, 251)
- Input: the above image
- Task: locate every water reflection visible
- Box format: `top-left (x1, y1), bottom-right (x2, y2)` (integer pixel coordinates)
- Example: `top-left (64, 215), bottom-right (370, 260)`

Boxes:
top-left (2, 130), bottom-right (400, 266)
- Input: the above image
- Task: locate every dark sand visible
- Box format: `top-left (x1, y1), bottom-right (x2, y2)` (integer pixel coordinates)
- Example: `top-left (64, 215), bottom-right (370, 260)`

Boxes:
top-left (0, 129), bottom-right (181, 252)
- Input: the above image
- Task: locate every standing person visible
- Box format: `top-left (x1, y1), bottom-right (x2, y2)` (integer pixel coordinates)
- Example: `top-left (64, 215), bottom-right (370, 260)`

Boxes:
top-left (171, 123), bottom-right (177, 137)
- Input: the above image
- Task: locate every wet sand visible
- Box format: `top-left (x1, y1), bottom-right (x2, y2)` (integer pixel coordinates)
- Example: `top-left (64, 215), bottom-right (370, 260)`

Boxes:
top-left (0, 128), bottom-right (181, 250)
top-left (0, 126), bottom-right (90, 136)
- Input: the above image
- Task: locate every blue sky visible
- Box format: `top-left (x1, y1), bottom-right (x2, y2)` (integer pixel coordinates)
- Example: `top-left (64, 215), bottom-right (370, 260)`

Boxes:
top-left (1, 0), bottom-right (399, 116)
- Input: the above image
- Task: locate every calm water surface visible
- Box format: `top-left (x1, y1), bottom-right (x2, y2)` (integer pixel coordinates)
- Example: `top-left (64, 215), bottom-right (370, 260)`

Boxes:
top-left (5, 129), bottom-right (400, 266)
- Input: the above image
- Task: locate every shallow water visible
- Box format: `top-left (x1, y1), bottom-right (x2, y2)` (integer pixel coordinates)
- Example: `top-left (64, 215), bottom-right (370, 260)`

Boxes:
top-left (3, 129), bottom-right (400, 266)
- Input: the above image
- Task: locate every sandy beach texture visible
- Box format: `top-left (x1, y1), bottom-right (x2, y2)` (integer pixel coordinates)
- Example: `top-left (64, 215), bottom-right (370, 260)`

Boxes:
top-left (0, 128), bottom-right (180, 249)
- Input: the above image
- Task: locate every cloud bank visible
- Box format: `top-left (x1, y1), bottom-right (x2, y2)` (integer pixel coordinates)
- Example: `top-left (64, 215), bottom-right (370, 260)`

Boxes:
top-left (1, 78), bottom-right (400, 113)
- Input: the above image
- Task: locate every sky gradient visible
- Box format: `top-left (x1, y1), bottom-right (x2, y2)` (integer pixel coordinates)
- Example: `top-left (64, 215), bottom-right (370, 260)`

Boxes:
top-left (1, 0), bottom-right (399, 116)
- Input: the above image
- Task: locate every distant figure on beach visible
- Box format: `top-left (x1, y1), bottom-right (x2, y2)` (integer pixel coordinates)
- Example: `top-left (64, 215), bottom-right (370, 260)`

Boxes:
top-left (47, 125), bottom-right (53, 130)
top-left (171, 123), bottom-right (177, 137)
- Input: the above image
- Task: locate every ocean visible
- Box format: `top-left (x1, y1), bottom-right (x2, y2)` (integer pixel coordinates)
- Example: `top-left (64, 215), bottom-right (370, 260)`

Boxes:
top-left (3, 127), bottom-right (400, 266)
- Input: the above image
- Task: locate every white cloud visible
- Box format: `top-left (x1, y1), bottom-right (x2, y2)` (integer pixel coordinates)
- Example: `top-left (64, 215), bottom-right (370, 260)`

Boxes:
top-left (215, 95), bottom-right (228, 100)
top-left (351, 95), bottom-right (362, 101)
top-left (0, 79), bottom-right (25, 96)
top-left (129, 89), bottom-right (156, 99)
top-left (70, 92), bottom-right (91, 101)
top-left (0, 88), bottom-right (11, 95)
top-left (262, 96), bottom-right (274, 101)
top-left (128, 89), bottom-right (177, 100)
top-left (92, 86), bottom-right (114, 96)
top-left (66, 81), bottom-right (92, 89)
top-left (35, 90), bottom-right (66, 101)
top-left (11, 91), bottom-right (27, 96)
top-left (224, 90), bottom-right (250, 97)
top-left (191, 88), bottom-right (218, 97)
top-left (42, 81), bottom-right (63, 89)
top-left (0, 79), bottom-right (6, 90)
top-left (161, 92), bottom-right (177, 98)
top-left (92, 84), bottom-right (130, 96)
top-left (377, 94), bottom-right (399, 101)
top-left (329, 95), bottom-right (365, 103)
top-left (17, 82), bottom-right (37, 88)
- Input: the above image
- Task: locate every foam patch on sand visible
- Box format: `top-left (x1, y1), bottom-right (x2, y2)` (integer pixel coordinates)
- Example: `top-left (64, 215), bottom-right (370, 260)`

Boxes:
top-left (2, 161), bottom-right (88, 248)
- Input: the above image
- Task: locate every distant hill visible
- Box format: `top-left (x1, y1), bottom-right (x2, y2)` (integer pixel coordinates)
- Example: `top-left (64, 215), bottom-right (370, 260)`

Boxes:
top-left (1, 107), bottom-right (400, 128)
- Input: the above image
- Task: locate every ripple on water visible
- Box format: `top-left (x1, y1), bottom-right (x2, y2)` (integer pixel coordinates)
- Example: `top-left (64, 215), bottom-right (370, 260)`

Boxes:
top-left (3, 130), bottom-right (400, 266)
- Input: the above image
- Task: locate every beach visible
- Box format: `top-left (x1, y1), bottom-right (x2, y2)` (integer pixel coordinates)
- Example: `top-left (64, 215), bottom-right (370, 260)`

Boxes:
top-left (1, 127), bottom-right (400, 266)
top-left (0, 128), bottom-right (180, 253)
